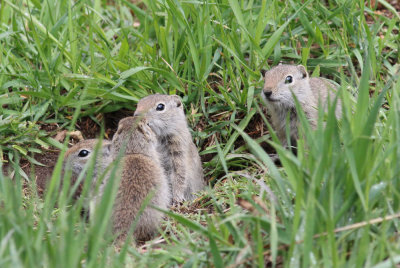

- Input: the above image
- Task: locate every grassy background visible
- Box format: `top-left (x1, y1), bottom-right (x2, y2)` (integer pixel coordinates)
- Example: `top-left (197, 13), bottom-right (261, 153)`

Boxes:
top-left (1, 0), bottom-right (400, 267)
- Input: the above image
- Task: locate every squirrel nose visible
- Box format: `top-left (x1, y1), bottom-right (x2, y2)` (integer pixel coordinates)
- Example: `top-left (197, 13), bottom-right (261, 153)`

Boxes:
top-left (263, 90), bottom-right (272, 99)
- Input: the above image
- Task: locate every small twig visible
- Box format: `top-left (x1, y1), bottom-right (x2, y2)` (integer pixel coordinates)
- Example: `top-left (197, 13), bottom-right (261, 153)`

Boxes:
top-left (138, 237), bottom-right (166, 252)
top-left (160, 57), bottom-right (185, 90)
top-left (311, 212), bottom-right (400, 240)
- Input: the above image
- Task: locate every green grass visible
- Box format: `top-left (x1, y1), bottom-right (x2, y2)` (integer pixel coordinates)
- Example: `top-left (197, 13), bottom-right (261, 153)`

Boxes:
top-left (1, 0), bottom-right (400, 267)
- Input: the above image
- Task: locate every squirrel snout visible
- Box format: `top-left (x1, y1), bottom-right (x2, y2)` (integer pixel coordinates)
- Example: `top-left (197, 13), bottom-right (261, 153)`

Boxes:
top-left (263, 90), bottom-right (272, 99)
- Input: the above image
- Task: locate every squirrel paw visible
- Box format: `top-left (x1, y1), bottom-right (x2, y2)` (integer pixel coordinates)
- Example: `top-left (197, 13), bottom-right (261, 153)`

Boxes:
top-left (172, 199), bottom-right (184, 206)
top-left (172, 194), bottom-right (185, 206)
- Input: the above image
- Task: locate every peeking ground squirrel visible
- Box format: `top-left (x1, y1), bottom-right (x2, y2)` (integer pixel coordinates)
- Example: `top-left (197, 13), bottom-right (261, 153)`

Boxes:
top-left (134, 94), bottom-right (205, 203)
top-left (64, 139), bottom-right (112, 185)
top-left (261, 64), bottom-right (342, 146)
top-left (64, 138), bottom-right (170, 242)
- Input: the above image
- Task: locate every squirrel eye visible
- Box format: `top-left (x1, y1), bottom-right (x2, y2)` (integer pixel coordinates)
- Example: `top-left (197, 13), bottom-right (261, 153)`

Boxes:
top-left (78, 149), bottom-right (90, 157)
top-left (156, 103), bottom-right (165, 111)
top-left (285, 75), bottom-right (293, 84)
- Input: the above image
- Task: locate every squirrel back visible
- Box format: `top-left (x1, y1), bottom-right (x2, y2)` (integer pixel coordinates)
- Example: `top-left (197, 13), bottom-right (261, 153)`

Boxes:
top-left (113, 153), bottom-right (170, 241)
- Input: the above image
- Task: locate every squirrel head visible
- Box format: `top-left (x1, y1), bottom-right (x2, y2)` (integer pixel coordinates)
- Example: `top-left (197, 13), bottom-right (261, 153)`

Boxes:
top-left (64, 139), bottom-right (112, 178)
top-left (111, 116), bottom-right (158, 155)
top-left (134, 94), bottom-right (186, 136)
top-left (262, 64), bottom-right (310, 108)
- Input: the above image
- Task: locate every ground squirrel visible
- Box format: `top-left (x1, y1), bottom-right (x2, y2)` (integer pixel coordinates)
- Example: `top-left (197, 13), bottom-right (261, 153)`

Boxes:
top-left (64, 138), bottom-right (170, 242)
top-left (261, 64), bottom-right (342, 146)
top-left (134, 94), bottom-right (205, 203)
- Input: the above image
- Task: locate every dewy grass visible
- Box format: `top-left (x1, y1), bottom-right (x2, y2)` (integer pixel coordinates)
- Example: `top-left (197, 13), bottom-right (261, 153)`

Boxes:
top-left (1, 0), bottom-right (400, 266)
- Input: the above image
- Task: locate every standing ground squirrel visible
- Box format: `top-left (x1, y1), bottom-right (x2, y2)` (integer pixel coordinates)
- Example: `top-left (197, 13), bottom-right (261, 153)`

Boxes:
top-left (64, 137), bottom-right (170, 242)
top-left (134, 94), bottom-right (205, 203)
top-left (261, 64), bottom-right (342, 146)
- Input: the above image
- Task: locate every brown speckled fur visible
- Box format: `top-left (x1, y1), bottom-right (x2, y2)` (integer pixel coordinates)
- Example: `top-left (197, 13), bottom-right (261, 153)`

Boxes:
top-left (112, 154), bottom-right (169, 241)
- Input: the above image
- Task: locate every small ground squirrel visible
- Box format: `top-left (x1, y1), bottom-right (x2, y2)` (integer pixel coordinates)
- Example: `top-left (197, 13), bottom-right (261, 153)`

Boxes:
top-left (134, 94), bottom-right (205, 203)
top-left (261, 64), bottom-right (342, 146)
top-left (64, 138), bottom-right (170, 242)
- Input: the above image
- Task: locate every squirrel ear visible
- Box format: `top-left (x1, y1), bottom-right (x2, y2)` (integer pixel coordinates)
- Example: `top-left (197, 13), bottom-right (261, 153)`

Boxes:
top-left (297, 65), bottom-right (308, 78)
top-left (102, 142), bottom-right (112, 157)
top-left (172, 95), bottom-right (182, 108)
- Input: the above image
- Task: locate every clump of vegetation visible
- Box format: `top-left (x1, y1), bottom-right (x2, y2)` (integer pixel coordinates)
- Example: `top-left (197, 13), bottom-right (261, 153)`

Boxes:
top-left (0, 0), bottom-right (399, 266)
